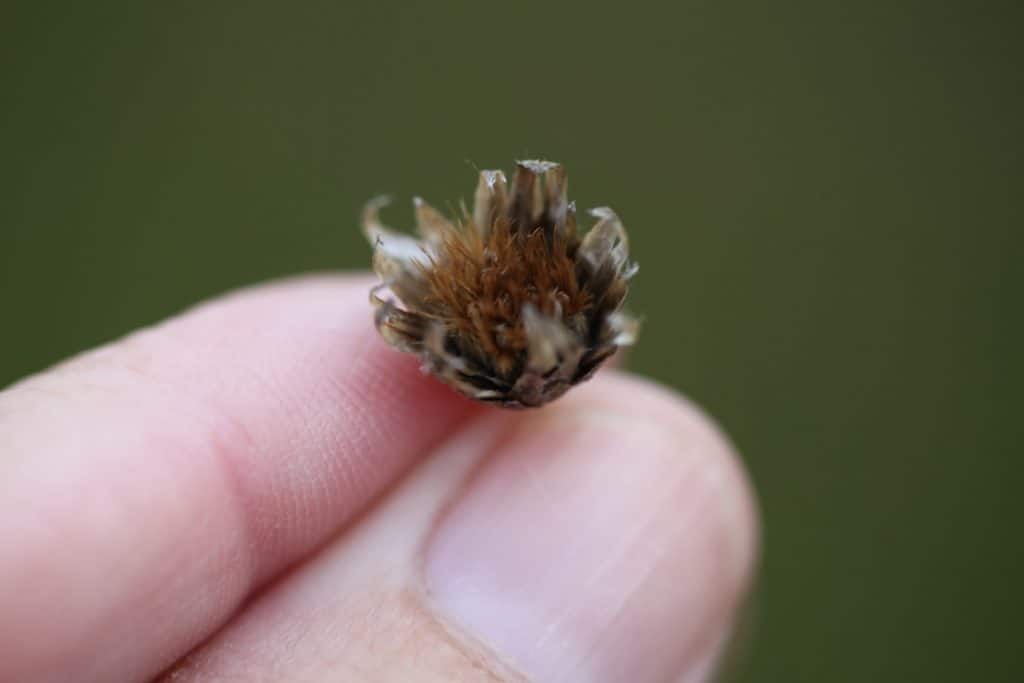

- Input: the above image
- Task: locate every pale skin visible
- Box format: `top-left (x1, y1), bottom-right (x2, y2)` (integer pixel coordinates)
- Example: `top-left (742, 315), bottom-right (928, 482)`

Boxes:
top-left (0, 275), bottom-right (759, 683)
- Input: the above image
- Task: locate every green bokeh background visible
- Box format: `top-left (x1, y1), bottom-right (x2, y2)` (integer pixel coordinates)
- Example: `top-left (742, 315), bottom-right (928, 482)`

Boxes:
top-left (2, 2), bottom-right (1020, 681)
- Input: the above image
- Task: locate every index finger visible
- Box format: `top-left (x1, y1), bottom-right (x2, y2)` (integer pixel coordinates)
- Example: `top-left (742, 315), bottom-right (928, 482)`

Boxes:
top-left (0, 274), bottom-right (479, 683)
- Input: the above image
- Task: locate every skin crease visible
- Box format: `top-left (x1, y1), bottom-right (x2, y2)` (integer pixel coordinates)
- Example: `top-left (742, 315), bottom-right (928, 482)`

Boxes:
top-left (0, 275), bottom-right (758, 683)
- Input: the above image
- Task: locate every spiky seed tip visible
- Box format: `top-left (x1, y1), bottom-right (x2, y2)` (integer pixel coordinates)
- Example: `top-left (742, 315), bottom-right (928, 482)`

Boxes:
top-left (362, 160), bottom-right (639, 408)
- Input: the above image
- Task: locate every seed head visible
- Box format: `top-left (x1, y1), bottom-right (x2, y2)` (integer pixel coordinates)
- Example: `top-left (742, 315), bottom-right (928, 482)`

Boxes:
top-left (363, 160), bottom-right (639, 408)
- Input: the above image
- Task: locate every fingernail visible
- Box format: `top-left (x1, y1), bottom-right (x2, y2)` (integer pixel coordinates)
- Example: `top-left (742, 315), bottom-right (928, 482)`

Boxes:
top-left (425, 406), bottom-right (754, 683)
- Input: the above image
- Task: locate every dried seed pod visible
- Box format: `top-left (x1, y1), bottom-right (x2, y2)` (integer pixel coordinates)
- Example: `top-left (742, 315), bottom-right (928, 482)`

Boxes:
top-left (363, 160), bottom-right (639, 408)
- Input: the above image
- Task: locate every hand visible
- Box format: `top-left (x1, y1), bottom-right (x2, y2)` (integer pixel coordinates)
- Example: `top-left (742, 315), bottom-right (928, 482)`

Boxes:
top-left (0, 275), bottom-right (758, 683)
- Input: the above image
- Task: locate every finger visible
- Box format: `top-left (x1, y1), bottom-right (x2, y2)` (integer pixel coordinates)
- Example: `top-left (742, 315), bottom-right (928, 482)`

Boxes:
top-left (0, 274), bottom-right (479, 683)
top-left (164, 372), bottom-right (759, 683)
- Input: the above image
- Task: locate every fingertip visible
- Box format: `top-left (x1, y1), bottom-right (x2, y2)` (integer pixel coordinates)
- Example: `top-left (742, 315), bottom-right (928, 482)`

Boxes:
top-left (0, 272), bottom-right (482, 683)
top-left (424, 369), bottom-right (760, 683)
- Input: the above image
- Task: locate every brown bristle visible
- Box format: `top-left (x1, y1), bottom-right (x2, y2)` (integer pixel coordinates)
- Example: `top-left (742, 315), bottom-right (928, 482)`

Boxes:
top-left (419, 215), bottom-right (590, 363)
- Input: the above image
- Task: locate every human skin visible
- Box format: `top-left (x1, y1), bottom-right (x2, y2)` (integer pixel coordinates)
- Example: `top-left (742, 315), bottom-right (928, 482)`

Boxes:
top-left (0, 275), bottom-right (759, 683)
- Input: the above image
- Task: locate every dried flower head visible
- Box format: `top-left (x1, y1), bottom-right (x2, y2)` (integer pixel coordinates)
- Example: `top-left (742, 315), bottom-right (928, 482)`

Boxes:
top-left (363, 160), bottom-right (638, 408)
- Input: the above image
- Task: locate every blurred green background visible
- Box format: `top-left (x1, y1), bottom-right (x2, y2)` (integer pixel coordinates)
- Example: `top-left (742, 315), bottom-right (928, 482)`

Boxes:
top-left (2, 2), bottom-right (1020, 681)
